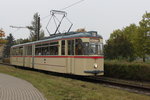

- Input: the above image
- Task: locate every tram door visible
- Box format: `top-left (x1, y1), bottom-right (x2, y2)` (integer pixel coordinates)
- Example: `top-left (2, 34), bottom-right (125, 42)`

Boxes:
top-left (24, 45), bottom-right (33, 68)
top-left (67, 40), bottom-right (75, 74)
top-left (31, 45), bottom-right (35, 68)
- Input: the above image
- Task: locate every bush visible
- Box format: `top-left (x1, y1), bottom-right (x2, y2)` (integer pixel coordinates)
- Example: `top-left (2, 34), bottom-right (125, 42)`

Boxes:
top-left (104, 61), bottom-right (150, 81)
top-left (2, 58), bottom-right (10, 64)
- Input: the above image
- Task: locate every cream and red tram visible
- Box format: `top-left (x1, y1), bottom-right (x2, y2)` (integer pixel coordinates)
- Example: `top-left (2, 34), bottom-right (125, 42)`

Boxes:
top-left (10, 31), bottom-right (104, 76)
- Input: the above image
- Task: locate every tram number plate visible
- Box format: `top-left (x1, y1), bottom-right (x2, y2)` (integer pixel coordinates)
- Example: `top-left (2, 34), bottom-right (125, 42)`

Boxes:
top-left (90, 38), bottom-right (100, 43)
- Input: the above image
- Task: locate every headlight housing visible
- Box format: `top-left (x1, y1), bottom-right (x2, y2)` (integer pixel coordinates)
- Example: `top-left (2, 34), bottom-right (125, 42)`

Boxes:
top-left (94, 64), bottom-right (98, 69)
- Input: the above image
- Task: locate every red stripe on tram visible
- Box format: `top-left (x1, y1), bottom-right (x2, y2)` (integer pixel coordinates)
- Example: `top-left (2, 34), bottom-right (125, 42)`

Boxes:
top-left (11, 56), bottom-right (104, 59)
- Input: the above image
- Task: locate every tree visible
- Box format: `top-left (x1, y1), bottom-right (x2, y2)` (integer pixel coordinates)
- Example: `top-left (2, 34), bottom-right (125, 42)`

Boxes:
top-left (133, 12), bottom-right (150, 62)
top-left (122, 24), bottom-right (138, 60)
top-left (104, 29), bottom-right (134, 61)
top-left (14, 38), bottom-right (30, 45)
top-left (3, 33), bottom-right (15, 58)
top-left (0, 28), bottom-right (7, 45)
top-left (28, 13), bottom-right (45, 41)
top-left (104, 12), bottom-right (150, 62)
top-left (76, 28), bottom-right (87, 32)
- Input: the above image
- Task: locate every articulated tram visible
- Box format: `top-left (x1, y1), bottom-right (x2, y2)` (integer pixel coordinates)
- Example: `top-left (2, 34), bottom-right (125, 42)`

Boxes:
top-left (10, 31), bottom-right (104, 76)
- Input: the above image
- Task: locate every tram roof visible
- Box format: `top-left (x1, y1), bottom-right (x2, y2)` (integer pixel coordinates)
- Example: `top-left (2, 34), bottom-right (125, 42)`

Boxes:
top-left (12, 31), bottom-right (103, 48)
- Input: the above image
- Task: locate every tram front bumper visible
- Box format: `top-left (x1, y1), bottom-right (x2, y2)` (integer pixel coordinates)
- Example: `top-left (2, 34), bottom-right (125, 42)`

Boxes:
top-left (84, 70), bottom-right (104, 74)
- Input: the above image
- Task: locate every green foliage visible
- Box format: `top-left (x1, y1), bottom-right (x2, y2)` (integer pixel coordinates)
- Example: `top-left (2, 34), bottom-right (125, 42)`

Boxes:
top-left (2, 58), bottom-right (10, 63)
top-left (3, 33), bottom-right (15, 58)
top-left (104, 12), bottom-right (150, 62)
top-left (104, 61), bottom-right (150, 81)
top-left (14, 38), bottom-right (30, 45)
top-left (104, 29), bottom-right (135, 61)
top-left (133, 12), bottom-right (150, 62)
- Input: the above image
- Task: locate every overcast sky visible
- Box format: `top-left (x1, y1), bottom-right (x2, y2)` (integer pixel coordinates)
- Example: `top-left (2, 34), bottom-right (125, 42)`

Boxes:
top-left (0, 0), bottom-right (150, 41)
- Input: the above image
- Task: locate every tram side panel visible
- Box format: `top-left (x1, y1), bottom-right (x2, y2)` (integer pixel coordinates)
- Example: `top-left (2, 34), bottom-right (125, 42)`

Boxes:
top-left (33, 57), bottom-right (67, 73)
top-left (73, 58), bottom-right (86, 75)
top-left (10, 56), bottom-right (17, 65)
top-left (10, 56), bottom-right (24, 66)
top-left (24, 57), bottom-right (32, 68)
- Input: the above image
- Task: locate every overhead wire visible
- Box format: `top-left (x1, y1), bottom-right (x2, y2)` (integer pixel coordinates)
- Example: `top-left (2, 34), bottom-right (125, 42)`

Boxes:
top-left (41, 0), bottom-right (85, 21)
top-left (60, 0), bottom-right (85, 10)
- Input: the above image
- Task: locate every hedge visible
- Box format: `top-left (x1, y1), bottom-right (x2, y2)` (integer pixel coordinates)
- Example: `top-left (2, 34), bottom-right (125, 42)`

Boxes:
top-left (2, 58), bottom-right (10, 64)
top-left (104, 61), bottom-right (150, 81)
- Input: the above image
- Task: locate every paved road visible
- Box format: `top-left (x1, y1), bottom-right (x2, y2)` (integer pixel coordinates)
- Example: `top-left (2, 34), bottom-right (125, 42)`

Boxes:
top-left (0, 73), bottom-right (47, 100)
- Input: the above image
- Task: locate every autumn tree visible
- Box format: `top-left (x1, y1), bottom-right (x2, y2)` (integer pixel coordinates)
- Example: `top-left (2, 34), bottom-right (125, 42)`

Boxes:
top-left (0, 29), bottom-right (7, 45)
top-left (76, 28), bottom-right (87, 32)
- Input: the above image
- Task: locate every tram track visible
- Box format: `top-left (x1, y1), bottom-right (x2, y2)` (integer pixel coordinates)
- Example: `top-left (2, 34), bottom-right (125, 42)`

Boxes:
top-left (84, 76), bottom-right (150, 96)
top-left (0, 63), bottom-right (150, 96)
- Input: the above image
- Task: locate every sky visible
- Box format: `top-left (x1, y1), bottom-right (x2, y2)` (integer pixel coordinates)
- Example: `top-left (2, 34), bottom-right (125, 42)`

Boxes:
top-left (0, 0), bottom-right (150, 42)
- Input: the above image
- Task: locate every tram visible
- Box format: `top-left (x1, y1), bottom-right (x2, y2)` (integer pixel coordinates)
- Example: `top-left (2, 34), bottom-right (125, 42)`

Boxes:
top-left (10, 31), bottom-right (104, 76)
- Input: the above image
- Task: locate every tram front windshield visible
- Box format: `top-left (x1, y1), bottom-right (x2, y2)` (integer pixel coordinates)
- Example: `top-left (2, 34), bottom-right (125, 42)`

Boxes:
top-left (75, 39), bottom-right (103, 55)
top-left (88, 43), bottom-right (103, 55)
top-left (76, 42), bottom-right (103, 55)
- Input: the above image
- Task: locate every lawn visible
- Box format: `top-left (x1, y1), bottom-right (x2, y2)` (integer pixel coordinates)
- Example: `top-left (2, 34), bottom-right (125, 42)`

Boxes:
top-left (0, 64), bottom-right (149, 100)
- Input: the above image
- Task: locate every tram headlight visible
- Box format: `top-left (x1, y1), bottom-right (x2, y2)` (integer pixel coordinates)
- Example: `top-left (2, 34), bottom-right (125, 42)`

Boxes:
top-left (94, 64), bottom-right (98, 69)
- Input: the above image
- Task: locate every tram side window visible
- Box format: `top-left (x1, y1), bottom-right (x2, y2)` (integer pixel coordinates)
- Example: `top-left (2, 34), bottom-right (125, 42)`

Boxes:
top-left (75, 39), bottom-right (83, 55)
top-left (13, 48), bottom-right (17, 55)
top-left (61, 40), bottom-right (65, 55)
top-left (35, 42), bottom-right (58, 55)
top-left (41, 43), bottom-right (50, 55)
top-left (11, 48), bottom-right (15, 56)
top-left (19, 47), bottom-right (23, 56)
top-left (42, 47), bottom-right (49, 55)
top-left (83, 42), bottom-right (89, 55)
top-left (35, 48), bottom-right (41, 55)
top-left (27, 46), bottom-right (32, 55)
top-left (16, 48), bottom-right (19, 55)
top-left (35, 44), bottom-right (41, 55)
top-left (50, 46), bottom-right (58, 55)
top-left (49, 42), bottom-right (58, 55)
top-left (68, 40), bottom-right (74, 55)
top-left (35, 43), bottom-right (50, 55)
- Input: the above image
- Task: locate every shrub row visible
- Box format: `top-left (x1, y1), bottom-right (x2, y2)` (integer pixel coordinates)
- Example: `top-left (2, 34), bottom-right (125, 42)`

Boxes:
top-left (104, 61), bottom-right (150, 81)
top-left (2, 58), bottom-right (10, 64)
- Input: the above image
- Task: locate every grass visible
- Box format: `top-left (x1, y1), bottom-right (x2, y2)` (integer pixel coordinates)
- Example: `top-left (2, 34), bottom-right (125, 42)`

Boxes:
top-left (0, 64), bottom-right (150, 100)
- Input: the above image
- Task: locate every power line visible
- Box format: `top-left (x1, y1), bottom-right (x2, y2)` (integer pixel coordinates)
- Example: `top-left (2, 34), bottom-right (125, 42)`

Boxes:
top-left (41, 0), bottom-right (85, 21)
top-left (60, 0), bottom-right (85, 10)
